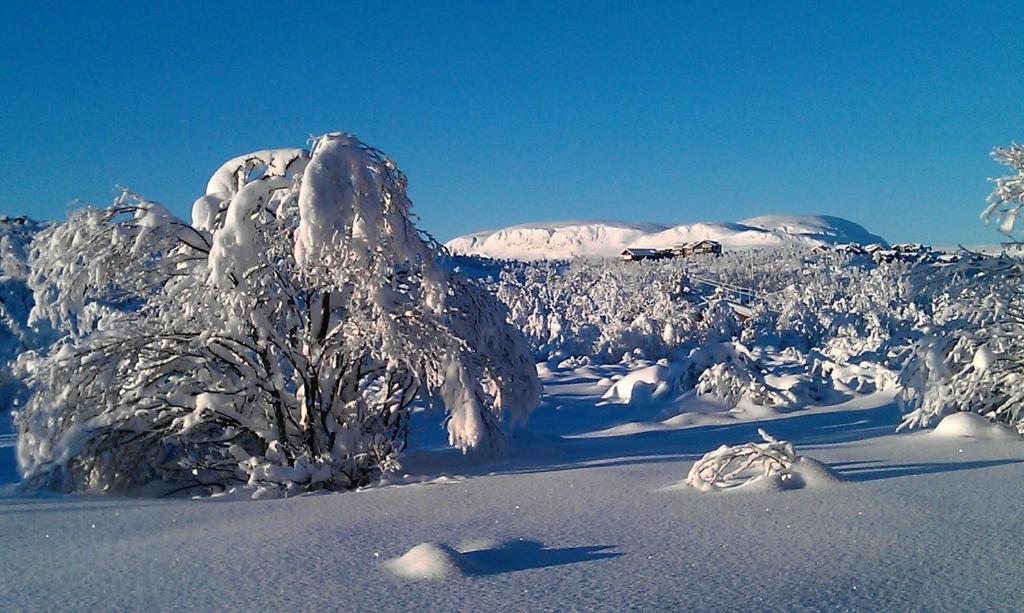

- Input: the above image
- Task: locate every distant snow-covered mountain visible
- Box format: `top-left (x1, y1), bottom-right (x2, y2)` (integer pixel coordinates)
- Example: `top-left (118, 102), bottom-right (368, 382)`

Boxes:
top-left (444, 215), bottom-right (887, 260)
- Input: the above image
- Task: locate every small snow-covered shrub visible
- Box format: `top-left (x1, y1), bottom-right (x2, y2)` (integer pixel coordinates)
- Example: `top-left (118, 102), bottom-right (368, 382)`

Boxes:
top-left (693, 361), bottom-right (791, 408)
top-left (686, 429), bottom-right (798, 491)
top-left (675, 342), bottom-right (793, 408)
top-left (686, 429), bottom-right (837, 491)
top-left (899, 310), bottom-right (1024, 433)
top-left (15, 133), bottom-right (540, 496)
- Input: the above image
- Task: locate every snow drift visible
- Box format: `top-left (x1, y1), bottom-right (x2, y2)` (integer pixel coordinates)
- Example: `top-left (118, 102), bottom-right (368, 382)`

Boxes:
top-left (445, 215), bottom-right (886, 260)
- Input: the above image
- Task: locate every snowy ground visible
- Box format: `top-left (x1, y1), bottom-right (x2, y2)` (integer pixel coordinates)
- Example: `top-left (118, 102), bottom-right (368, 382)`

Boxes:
top-left (3, 364), bottom-right (1023, 611)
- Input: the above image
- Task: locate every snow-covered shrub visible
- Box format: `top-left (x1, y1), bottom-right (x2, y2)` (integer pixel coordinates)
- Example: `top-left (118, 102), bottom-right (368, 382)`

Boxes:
top-left (686, 429), bottom-right (799, 491)
top-left (898, 253), bottom-right (1024, 432)
top-left (694, 361), bottom-right (789, 408)
top-left (896, 141), bottom-right (1024, 433)
top-left (673, 342), bottom-right (793, 408)
top-left (686, 429), bottom-right (838, 491)
top-left (15, 133), bottom-right (540, 496)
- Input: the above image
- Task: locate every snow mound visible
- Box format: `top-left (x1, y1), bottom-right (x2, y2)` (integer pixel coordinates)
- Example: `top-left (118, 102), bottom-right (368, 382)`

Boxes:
top-left (931, 413), bottom-right (1020, 441)
top-left (384, 542), bottom-right (465, 580)
top-left (446, 215), bottom-right (886, 260)
top-left (749, 457), bottom-right (843, 492)
top-left (600, 363), bottom-right (674, 405)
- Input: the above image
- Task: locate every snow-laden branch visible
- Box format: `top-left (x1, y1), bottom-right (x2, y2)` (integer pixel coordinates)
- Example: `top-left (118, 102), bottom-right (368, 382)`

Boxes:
top-left (982, 144), bottom-right (1024, 240)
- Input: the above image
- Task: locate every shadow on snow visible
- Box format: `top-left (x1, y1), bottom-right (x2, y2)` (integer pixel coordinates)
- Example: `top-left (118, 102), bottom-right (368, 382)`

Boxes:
top-left (830, 459), bottom-right (1024, 482)
top-left (404, 398), bottom-right (1023, 486)
top-left (460, 539), bottom-right (621, 576)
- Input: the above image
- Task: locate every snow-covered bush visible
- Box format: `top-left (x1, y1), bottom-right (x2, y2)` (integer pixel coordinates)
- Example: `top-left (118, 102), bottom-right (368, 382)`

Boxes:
top-left (686, 429), bottom-right (838, 491)
top-left (686, 429), bottom-right (798, 491)
top-left (674, 342), bottom-right (786, 408)
top-left (896, 144), bottom-right (1024, 433)
top-left (15, 133), bottom-right (540, 496)
top-left (898, 253), bottom-right (1024, 432)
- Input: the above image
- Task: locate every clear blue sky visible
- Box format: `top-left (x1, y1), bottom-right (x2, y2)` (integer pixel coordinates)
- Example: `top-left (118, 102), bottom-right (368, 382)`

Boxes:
top-left (1, 1), bottom-right (1021, 245)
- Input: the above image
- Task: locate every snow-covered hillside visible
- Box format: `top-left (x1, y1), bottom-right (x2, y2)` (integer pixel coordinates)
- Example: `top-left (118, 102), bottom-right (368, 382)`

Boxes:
top-left (445, 214), bottom-right (887, 260)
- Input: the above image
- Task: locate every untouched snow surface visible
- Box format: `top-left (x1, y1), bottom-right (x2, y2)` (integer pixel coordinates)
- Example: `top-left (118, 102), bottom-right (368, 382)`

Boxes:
top-left (445, 214), bottom-right (887, 260)
top-left (2, 361), bottom-right (1023, 610)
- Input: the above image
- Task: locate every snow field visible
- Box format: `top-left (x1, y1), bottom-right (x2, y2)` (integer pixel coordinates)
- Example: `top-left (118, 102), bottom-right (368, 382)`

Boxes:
top-left (3, 364), bottom-right (1023, 610)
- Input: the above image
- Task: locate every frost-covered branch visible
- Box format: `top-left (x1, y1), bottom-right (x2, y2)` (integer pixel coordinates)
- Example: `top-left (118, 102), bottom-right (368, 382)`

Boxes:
top-left (982, 144), bottom-right (1024, 239)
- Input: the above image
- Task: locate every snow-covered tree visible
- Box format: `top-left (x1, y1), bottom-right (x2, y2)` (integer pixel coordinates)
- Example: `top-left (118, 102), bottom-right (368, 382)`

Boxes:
top-left (15, 133), bottom-right (540, 496)
top-left (0, 216), bottom-right (50, 412)
top-left (982, 143), bottom-right (1024, 240)
top-left (898, 253), bottom-right (1024, 432)
top-left (898, 144), bottom-right (1024, 433)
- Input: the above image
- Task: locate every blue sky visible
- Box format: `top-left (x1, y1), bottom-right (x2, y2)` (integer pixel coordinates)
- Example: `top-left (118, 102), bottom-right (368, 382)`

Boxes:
top-left (1, 1), bottom-right (1021, 244)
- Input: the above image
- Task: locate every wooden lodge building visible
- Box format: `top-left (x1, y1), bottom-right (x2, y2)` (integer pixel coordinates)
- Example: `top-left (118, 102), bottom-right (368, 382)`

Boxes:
top-left (620, 240), bottom-right (723, 261)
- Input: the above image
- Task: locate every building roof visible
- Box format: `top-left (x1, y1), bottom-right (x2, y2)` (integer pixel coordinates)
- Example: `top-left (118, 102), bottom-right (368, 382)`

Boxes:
top-left (621, 248), bottom-right (663, 256)
top-left (673, 240), bottom-right (721, 249)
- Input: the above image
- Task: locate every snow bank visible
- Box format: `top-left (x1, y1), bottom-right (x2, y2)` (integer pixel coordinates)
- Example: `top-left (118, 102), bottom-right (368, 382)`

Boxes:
top-left (930, 412), bottom-right (1020, 441)
top-left (600, 362), bottom-right (674, 405)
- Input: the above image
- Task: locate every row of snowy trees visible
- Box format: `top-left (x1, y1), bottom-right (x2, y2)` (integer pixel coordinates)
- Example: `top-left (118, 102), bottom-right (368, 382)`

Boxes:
top-left (492, 247), bottom-right (925, 368)
top-left (12, 133), bottom-right (540, 496)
